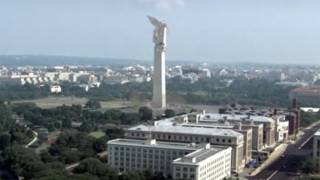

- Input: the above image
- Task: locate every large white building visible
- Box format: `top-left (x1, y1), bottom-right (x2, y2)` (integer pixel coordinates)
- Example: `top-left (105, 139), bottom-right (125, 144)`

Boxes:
top-left (107, 138), bottom-right (232, 180)
top-left (125, 118), bottom-right (244, 172)
top-left (125, 111), bottom-right (289, 172)
top-left (172, 146), bottom-right (232, 180)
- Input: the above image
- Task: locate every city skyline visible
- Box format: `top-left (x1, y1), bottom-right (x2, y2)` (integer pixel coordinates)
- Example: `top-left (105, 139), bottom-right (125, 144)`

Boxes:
top-left (1, 0), bottom-right (320, 64)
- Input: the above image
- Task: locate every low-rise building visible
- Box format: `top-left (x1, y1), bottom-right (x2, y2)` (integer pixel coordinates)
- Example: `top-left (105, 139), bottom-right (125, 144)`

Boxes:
top-left (107, 138), bottom-right (232, 180)
top-left (172, 146), bottom-right (231, 180)
top-left (125, 119), bottom-right (244, 172)
top-left (50, 85), bottom-right (62, 93)
top-left (273, 115), bottom-right (289, 142)
top-left (202, 113), bottom-right (276, 148)
top-left (290, 86), bottom-right (320, 105)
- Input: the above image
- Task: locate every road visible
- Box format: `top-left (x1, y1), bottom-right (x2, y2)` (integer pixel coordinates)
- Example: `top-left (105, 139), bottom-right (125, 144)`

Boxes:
top-left (249, 123), bottom-right (320, 180)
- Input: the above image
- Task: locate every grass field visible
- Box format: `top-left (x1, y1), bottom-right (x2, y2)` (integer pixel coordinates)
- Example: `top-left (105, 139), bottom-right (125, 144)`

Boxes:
top-left (13, 97), bottom-right (88, 108)
top-left (100, 100), bottom-right (132, 110)
top-left (13, 96), bottom-right (132, 109)
top-left (89, 131), bottom-right (105, 139)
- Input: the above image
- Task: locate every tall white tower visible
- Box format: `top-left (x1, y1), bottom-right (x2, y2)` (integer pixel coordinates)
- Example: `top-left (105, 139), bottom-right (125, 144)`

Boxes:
top-left (148, 16), bottom-right (167, 108)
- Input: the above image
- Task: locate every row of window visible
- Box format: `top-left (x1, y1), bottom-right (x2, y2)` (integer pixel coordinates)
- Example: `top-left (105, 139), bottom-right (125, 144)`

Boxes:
top-left (129, 132), bottom-right (235, 144)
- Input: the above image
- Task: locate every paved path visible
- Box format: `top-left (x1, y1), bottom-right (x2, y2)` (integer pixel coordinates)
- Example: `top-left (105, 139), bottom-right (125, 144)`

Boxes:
top-left (65, 162), bottom-right (80, 171)
top-left (25, 130), bottom-right (38, 148)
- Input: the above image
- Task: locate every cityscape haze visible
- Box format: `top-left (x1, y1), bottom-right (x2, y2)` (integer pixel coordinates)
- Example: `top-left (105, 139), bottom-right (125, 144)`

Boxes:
top-left (1, 0), bottom-right (320, 64)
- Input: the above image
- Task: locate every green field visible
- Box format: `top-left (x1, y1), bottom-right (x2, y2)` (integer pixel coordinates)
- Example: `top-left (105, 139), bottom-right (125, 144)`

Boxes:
top-left (89, 131), bottom-right (105, 139)
top-left (13, 96), bottom-right (132, 109)
top-left (13, 97), bottom-right (88, 108)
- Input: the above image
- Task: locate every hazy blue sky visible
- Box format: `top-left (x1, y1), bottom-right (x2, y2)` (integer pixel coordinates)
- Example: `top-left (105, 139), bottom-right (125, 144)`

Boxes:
top-left (1, 0), bottom-right (320, 64)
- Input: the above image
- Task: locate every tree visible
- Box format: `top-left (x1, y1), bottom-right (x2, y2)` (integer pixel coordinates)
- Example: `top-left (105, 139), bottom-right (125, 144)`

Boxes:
top-left (79, 121), bottom-right (94, 132)
top-left (3, 145), bottom-right (44, 179)
top-left (120, 113), bottom-right (141, 125)
top-left (139, 106), bottom-right (153, 121)
top-left (62, 118), bottom-right (72, 129)
top-left (119, 171), bottom-right (146, 180)
top-left (164, 109), bottom-right (176, 118)
top-left (302, 157), bottom-right (318, 173)
top-left (93, 137), bottom-right (107, 153)
top-left (49, 130), bottom-right (96, 164)
top-left (73, 158), bottom-right (116, 178)
top-left (85, 100), bottom-right (101, 109)
top-left (0, 133), bottom-right (11, 150)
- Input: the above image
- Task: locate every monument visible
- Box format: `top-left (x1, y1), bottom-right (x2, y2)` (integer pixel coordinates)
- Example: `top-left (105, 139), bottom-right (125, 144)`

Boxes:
top-left (148, 16), bottom-right (167, 108)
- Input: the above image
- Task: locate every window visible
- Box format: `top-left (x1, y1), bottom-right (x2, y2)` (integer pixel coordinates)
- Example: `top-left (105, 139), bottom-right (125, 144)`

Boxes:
top-left (176, 173), bottom-right (181, 178)
top-left (183, 167), bottom-right (188, 172)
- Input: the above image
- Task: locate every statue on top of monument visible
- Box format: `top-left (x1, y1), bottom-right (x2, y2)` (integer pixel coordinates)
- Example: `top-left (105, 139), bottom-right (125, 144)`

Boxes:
top-left (147, 16), bottom-right (167, 50)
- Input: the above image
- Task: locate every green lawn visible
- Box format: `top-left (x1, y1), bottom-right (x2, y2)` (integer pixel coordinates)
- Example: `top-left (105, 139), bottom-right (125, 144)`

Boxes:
top-left (13, 97), bottom-right (88, 108)
top-left (89, 131), bottom-right (105, 139)
top-left (13, 96), bottom-right (132, 110)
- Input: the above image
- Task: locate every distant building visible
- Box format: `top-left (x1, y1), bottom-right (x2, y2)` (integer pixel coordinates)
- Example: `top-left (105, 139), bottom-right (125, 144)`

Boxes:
top-left (50, 85), bottom-right (62, 93)
top-left (290, 86), bottom-right (320, 105)
top-left (125, 115), bottom-right (244, 172)
top-left (300, 107), bottom-right (320, 113)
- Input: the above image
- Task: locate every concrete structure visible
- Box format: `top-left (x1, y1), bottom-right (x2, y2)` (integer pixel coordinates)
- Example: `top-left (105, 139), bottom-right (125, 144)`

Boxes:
top-left (242, 124), bottom-right (264, 151)
top-left (313, 129), bottom-right (320, 171)
top-left (148, 16), bottom-right (167, 108)
top-left (125, 111), bottom-right (288, 172)
top-left (175, 113), bottom-right (253, 162)
top-left (125, 118), bottom-right (244, 172)
top-left (202, 113), bottom-right (276, 147)
top-left (273, 115), bottom-right (289, 142)
top-left (107, 138), bottom-right (232, 180)
top-left (172, 146), bottom-right (232, 180)
top-left (286, 112), bottom-right (298, 135)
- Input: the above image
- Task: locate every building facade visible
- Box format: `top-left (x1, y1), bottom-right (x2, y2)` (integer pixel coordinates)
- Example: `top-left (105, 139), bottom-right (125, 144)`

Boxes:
top-left (125, 120), bottom-right (244, 172)
top-left (107, 138), bottom-right (232, 180)
top-left (172, 146), bottom-right (232, 180)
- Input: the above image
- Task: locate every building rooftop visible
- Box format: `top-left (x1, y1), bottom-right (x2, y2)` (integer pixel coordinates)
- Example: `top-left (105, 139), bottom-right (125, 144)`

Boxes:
top-left (291, 86), bottom-right (320, 95)
top-left (315, 129), bottom-right (320, 136)
top-left (128, 123), bottom-right (243, 138)
top-left (107, 138), bottom-right (204, 151)
top-left (202, 113), bottom-right (274, 123)
top-left (173, 147), bottom-right (231, 165)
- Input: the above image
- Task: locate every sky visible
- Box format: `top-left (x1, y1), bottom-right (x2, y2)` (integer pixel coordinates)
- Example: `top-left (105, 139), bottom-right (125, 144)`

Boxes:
top-left (1, 0), bottom-right (320, 64)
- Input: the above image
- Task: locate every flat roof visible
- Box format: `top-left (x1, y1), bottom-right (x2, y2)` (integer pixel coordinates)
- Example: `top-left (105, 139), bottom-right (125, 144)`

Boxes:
top-left (173, 147), bottom-right (230, 165)
top-left (203, 113), bottom-right (274, 123)
top-left (128, 124), bottom-right (242, 138)
top-left (108, 138), bottom-right (203, 151)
